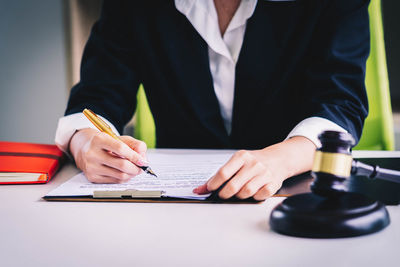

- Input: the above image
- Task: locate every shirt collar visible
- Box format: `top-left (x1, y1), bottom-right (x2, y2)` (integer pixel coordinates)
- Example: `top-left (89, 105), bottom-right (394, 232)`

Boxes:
top-left (175, 0), bottom-right (257, 61)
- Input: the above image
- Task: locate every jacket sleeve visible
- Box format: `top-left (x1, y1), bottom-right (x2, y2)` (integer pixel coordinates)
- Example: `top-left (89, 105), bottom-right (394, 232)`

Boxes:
top-left (65, 0), bottom-right (140, 134)
top-left (300, 0), bottom-right (370, 144)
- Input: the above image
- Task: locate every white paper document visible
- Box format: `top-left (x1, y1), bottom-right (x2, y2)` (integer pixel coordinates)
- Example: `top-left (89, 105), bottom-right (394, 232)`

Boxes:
top-left (45, 150), bottom-right (234, 200)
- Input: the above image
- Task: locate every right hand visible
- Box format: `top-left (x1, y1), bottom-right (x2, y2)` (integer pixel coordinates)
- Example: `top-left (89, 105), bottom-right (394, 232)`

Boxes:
top-left (69, 128), bottom-right (148, 183)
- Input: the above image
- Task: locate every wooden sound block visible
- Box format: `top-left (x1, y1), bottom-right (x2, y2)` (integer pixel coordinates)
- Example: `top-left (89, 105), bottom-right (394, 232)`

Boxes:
top-left (269, 192), bottom-right (390, 238)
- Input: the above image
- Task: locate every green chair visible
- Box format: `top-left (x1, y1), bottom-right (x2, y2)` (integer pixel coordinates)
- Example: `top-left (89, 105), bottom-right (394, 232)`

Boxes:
top-left (355, 0), bottom-right (395, 150)
top-left (133, 0), bottom-right (395, 150)
top-left (133, 85), bottom-right (156, 148)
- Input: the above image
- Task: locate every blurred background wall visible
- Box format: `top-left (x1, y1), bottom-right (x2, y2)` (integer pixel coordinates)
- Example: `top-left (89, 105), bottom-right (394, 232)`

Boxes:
top-left (0, 0), bottom-right (399, 146)
top-left (0, 0), bottom-right (67, 143)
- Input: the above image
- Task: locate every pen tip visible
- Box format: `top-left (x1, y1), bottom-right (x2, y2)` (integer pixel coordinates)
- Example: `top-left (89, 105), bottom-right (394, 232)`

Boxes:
top-left (147, 168), bottom-right (157, 177)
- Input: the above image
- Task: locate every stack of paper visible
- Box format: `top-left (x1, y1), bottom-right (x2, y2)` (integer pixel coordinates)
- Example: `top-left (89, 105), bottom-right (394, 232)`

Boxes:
top-left (45, 150), bottom-right (234, 200)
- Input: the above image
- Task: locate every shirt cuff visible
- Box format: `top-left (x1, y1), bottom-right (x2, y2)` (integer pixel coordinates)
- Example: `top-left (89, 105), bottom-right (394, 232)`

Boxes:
top-left (285, 117), bottom-right (347, 148)
top-left (54, 113), bottom-right (120, 155)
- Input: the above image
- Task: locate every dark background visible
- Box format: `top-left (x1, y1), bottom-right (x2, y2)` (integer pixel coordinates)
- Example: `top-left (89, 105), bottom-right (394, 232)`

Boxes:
top-left (382, 0), bottom-right (400, 111)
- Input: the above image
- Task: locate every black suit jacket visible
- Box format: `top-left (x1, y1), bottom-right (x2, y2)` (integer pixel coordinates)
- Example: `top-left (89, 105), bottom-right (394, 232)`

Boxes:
top-left (66, 0), bottom-right (370, 149)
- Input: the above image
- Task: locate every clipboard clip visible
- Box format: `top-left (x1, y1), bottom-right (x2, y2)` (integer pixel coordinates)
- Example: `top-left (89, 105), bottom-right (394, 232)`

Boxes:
top-left (93, 189), bottom-right (165, 199)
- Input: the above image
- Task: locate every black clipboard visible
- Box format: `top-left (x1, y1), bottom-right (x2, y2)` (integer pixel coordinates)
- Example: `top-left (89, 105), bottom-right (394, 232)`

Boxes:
top-left (43, 157), bottom-right (400, 205)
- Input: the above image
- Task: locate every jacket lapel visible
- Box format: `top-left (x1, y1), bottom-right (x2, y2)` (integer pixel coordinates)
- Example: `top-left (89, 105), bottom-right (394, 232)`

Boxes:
top-left (230, 0), bottom-right (304, 145)
top-left (230, 2), bottom-right (281, 143)
top-left (172, 10), bottom-right (229, 145)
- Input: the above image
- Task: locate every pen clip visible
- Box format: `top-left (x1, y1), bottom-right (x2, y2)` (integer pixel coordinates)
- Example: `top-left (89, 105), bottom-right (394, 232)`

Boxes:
top-left (83, 109), bottom-right (113, 133)
top-left (97, 116), bottom-right (112, 130)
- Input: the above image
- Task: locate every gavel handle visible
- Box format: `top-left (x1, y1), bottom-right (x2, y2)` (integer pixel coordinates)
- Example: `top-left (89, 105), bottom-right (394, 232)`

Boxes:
top-left (351, 160), bottom-right (400, 184)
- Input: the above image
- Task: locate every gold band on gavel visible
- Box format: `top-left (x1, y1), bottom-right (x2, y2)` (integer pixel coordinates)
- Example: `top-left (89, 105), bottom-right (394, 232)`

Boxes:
top-left (312, 151), bottom-right (353, 177)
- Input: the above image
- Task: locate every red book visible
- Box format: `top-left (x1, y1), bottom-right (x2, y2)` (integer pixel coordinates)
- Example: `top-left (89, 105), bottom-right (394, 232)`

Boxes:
top-left (0, 141), bottom-right (65, 184)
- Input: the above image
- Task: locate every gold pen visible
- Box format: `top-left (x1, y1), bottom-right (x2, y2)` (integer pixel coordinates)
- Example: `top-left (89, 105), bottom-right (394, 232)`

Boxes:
top-left (83, 108), bottom-right (157, 177)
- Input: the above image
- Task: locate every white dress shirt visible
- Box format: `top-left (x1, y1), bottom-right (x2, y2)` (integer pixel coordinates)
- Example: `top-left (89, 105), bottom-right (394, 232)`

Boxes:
top-left (55, 0), bottom-right (346, 153)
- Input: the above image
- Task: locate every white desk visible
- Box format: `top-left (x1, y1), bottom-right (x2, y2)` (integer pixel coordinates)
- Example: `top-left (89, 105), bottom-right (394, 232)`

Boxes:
top-left (1, 150), bottom-right (399, 267)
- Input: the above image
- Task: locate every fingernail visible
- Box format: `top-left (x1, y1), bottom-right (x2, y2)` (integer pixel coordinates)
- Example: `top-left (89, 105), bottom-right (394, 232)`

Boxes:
top-left (136, 159), bottom-right (149, 166)
top-left (193, 184), bottom-right (210, 195)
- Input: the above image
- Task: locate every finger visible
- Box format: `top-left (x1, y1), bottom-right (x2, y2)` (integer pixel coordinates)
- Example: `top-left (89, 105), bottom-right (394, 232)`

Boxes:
top-left (235, 174), bottom-right (268, 199)
top-left (206, 150), bottom-right (250, 192)
top-left (253, 182), bottom-right (282, 201)
top-left (119, 136), bottom-right (147, 159)
top-left (84, 160), bottom-right (137, 182)
top-left (97, 164), bottom-right (137, 181)
top-left (101, 152), bottom-right (143, 176)
top-left (218, 161), bottom-right (263, 199)
top-left (193, 183), bottom-right (210, 195)
top-left (85, 143), bottom-right (142, 176)
top-left (93, 133), bottom-right (149, 166)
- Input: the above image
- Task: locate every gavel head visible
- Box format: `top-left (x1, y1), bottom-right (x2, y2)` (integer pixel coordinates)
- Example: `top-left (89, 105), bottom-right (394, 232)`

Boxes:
top-left (311, 131), bottom-right (355, 197)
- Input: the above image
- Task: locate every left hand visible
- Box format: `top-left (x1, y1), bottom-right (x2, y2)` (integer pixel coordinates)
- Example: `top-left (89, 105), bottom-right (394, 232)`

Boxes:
top-left (193, 137), bottom-right (316, 201)
top-left (193, 150), bottom-right (284, 201)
